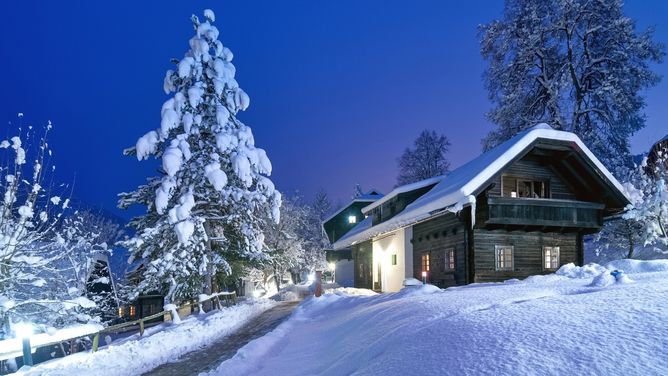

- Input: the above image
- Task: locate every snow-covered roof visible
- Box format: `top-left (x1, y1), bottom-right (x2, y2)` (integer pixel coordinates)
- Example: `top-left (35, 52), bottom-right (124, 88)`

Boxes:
top-left (361, 175), bottom-right (446, 214)
top-left (332, 216), bottom-right (373, 249)
top-left (323, 191), bottom-right (384, 224)
top-left (333, 124), bottom-right (629, 250)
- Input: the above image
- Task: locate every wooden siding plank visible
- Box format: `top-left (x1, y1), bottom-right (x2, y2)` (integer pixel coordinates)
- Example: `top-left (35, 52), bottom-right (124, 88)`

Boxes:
top-left (413, 213), bottom-right (467, 287)
top-left (473, 229), bottom-right (579, 283)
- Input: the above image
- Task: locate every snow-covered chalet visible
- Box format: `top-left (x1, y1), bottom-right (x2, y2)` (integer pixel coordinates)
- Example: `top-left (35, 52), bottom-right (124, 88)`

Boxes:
top-left (323, 190), bottom-right (383, 287)
top-left (329, 124), bottom-right (630, 291)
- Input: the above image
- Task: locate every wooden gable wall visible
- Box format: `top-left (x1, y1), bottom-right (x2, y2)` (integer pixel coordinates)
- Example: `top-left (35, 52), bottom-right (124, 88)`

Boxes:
top-left (412, 213), bottom-right (467, 287)
top-left (486, 154), bottom-right (577, 200)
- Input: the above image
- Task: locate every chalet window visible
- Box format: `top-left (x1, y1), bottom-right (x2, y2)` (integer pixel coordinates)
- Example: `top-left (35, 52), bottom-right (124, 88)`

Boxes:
top-left (391, 254), bottom-right (397, 266)
top-left (348, 215), bottom-right (357, 224)
top-left (445, 249), bottom-right (455, 271)
top-left (543, 246), bottom-right (560, 270)
top-left (517, 179), bottom-right (549, 198)
top-left (495, 245), bottom-right (514, 271)
top-left (504, 175), bottom-right (550, 198)
top-left (421, 253), bottom-right (430, 272)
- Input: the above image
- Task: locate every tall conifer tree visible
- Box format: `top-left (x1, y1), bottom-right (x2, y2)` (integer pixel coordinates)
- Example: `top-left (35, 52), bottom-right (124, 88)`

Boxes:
top-left (119, 10), bottom-right (281, 304)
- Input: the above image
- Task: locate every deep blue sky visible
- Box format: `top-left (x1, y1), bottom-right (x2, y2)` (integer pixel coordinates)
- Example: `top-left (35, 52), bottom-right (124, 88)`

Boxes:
top-left (1, 1), bottom-right (666, 219)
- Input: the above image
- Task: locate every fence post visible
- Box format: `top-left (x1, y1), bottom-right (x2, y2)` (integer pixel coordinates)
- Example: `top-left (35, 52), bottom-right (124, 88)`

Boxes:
top-left (92, 333), bottom-right (100, 352)
top-left (139, 319), bottom-right (145, 336)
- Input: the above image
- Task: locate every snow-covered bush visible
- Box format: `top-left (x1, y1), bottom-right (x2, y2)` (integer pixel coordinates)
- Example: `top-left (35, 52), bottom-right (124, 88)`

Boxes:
top-left (0, 117), bottom-right (108, 338)
top-left (625, 151), bottom-right (668, 251)
top-left (119, 10), bottom-right (281, 304)
top-left (592, 151), bottom-right (668, 261)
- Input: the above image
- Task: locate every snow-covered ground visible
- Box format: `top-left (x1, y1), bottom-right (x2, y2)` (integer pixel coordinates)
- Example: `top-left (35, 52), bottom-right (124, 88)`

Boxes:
top-left (207, 260), bottom-right (668, 376)
top-left (16, 299), bottom-right (276, 376)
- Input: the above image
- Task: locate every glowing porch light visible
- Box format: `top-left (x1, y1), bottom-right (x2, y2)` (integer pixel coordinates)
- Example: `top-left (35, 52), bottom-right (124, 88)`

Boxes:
top-left (14, 322), bottom-right (34, 366)
top-left (14, 322), bottom-right (33, 338)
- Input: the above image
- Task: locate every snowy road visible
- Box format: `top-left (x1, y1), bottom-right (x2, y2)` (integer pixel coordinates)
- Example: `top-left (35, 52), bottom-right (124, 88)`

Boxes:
top-left (142, 301), bottom-right (300, 376)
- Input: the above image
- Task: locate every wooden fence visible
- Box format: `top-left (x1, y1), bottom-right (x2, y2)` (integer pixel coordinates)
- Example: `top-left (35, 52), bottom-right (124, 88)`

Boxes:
top-left (0, 291), bottom-right (237, 363)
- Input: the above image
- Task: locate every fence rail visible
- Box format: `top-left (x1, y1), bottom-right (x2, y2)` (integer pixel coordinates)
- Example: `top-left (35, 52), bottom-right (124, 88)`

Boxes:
top-left (0, 291), bottom-right (237, 362)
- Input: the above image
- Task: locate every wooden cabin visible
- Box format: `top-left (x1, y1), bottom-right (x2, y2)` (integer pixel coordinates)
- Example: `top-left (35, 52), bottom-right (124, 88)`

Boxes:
top-left (332, 124), bottom-right (629, 291)
top-left (323, 190), bottom-right (383, 287)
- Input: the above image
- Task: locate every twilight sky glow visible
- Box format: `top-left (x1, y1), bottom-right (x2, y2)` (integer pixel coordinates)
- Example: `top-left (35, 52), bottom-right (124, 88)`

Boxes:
top-left (1, 1), bottom-right (666, 219)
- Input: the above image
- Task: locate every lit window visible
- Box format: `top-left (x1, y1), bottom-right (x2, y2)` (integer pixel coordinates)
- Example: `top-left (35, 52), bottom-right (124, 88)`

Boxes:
top-left (129, 305), bottom-right (136, 317)
top-left (495, 245), bottom-right (513, 271)
top-left (118, 307), bottom-right (124, 317)
top-left (348, 215), bottom-right (357, 224)
top-left (391, 254), bottom-right (397, 265)
top-left (544, 246), bottom-right (560, 269)
top-left (445, 249), bottom-right (455, 271)
top-left (421, 253), bottom-right (430, 272)
top-left (517, 179), bottom-right (549, 198)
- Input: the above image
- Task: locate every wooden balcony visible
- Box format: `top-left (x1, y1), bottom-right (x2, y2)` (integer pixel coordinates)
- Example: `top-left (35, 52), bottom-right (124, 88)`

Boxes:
top-left (484, 197), bottom-right (604, 231)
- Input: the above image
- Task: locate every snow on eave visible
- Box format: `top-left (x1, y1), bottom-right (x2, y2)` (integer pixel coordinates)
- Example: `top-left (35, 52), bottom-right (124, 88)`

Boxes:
top-left (333, 124), bottom-right (630, 250)
top-left (331, 216), bottom-right (373, 250)
top-left (361, 175), bottom-right (446, 214)
top-left (322, 195), bottom-right (383, 225)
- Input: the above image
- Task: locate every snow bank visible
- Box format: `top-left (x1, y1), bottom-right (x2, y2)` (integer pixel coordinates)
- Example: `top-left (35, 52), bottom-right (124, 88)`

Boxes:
top-left (208, 260), bottom-right (668, 375)
top-left (606, 258), bottom-right (668, 274)
top-left (17, 300), bottom-right (276, 376)
top-left (556, 262), bottom-right (608, 278)
top-left (327, 287), bottom-right (377, 297)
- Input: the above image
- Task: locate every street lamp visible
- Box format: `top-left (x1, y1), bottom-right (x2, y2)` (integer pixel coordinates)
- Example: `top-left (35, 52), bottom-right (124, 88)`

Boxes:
top-left (328, 263), bottom-right (336, 283)
top-left (421, 271), bottom-right (427, 284)
top-left (14, 322), bottom-right (34, 366)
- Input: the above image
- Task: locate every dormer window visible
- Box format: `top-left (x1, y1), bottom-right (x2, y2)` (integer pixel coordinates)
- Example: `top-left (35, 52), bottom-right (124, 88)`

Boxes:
top-left (348, 215), bottom-right (357, 224)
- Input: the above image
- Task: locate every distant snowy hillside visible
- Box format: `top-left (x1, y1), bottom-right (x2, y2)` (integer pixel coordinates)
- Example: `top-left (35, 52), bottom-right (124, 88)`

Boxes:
top-left (211, 260), bottom-right (668, 376)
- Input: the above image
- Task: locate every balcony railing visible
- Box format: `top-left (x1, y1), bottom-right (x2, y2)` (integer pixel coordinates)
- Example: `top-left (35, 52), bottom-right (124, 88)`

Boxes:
top-left (485, 197), bottom-right (603, 229)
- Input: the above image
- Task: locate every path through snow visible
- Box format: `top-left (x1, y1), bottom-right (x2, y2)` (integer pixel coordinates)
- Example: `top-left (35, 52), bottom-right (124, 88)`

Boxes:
top-left (143, 301), bottom-right (300, 376)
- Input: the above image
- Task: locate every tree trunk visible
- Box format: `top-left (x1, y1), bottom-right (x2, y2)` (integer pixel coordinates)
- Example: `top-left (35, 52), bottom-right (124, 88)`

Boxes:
top-left (274, 266), bottom-right (281, 292)
top-left (202, 221), bottom-right (214, 311)
top-left (626, 221), bottom-right (635, 259)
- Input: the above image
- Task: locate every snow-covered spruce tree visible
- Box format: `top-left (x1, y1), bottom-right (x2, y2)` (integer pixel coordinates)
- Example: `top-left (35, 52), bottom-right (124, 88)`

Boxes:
top-left (119, 10), bottom-right (281, 305)
top-left (0, 118), bottom-right (105, 338)
top-left (624, 152), bottom-right (668, 253)
top-left (593, 152), bottom-right (668, 261)
top-left (591, 165), bottom-right (645, 261)
top-left (261, 195), bottom-right (307, 291)
top-left (297, 191), bottom-right (331, 276)
top-left (352, 184), bottom-right (363, 200)
top-left (480, 0), bottom-right (664, 169)
top-left (396, 130), bottom-right (450, 186)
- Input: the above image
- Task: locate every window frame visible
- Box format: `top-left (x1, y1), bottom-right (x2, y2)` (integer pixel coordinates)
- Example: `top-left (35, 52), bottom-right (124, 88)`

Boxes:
top-left (543, 246), bottom-right (560, 270)
top-left (421, 252), bottom-right (430, 272)
top-left (391, 254), bottom-right (397, 266)
top-left (495, 245), bottom-right (514, 271)
top-left (444, 248), bottom-right (455, 271)
top-left (502, 174), bottom-right (551, 199)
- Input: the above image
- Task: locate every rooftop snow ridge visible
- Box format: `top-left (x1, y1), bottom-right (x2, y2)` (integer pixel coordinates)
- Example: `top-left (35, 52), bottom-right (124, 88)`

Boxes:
top-left (333, 124), bottom-right (629, 250)
top-left (361, 175), bottom-right (446, 214)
